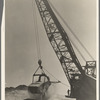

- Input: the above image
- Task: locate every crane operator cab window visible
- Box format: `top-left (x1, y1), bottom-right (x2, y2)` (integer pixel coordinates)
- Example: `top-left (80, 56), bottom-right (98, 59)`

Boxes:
top-left (71, 73), bottom-right (81, 81)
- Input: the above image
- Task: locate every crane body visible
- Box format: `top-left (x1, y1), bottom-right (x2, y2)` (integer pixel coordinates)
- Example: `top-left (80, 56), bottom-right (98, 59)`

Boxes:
top-left (33, 0), bottom-right (96, 100)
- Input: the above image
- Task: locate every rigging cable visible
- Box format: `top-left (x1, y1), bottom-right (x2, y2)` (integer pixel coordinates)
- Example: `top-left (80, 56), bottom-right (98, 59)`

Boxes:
top-left (44, 68), bottom-right (70, 87)
top-left (32, 0), bottom-right (41, 60)
top-left (47, 0), bottom-right (86, 62)
top-left (70, 40), bottom-right (86, 62)
top-left (48, 0), bottom-right (94, 61)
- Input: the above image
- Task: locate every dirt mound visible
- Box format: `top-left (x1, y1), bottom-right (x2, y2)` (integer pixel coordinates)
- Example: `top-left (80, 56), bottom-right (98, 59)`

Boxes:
top-left (15, 85), bottom-right (28, 90)
top-left (5, 85), bottom-right (75, 100)
top-left (5, 85), bottom-right (29, 100)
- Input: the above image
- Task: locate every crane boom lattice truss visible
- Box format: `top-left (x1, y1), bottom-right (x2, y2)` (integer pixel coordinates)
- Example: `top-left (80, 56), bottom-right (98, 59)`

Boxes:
top-left (35, 0), bottom-right (85, 83)
top-left (34, 0), bottom-right (96, 99)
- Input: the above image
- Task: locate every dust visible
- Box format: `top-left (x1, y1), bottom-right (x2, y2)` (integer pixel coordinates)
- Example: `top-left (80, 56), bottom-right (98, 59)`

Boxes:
top-left (5, 85), bottom-right (75, 100)
top-left (5, 90), bottom-right (30, 100)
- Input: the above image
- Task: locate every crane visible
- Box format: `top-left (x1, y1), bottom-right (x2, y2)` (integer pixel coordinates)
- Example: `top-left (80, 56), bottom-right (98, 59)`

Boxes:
top-left (34, 0), bottom-right (96, 100)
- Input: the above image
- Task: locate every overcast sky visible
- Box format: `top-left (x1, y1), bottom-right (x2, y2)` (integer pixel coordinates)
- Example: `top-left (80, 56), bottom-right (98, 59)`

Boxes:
top-left (5, 0), bottom-right (97, 95)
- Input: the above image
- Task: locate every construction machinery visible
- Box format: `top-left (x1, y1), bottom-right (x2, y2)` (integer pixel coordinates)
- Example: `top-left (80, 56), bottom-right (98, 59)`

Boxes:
top-left (28, 60), bottom-right (51, 100)
top-left (29, 0), bottom-right (96, 100)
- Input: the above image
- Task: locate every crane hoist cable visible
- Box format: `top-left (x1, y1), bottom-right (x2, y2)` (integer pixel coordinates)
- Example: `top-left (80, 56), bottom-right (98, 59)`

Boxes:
top-left (48, 0), bottom-right (94, 61)
top-left (32, 0), bottom-right (41, 60)
top-left (32, 0), bottom-right (69, 87)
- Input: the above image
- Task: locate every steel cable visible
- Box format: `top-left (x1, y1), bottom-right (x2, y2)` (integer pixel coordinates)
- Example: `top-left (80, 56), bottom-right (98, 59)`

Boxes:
top-left (44, 68), bottom-right (70, 87)
top-left (32, 0), bottom-right (41, 60)
top-left (48, 0), bottom-right (94, 61)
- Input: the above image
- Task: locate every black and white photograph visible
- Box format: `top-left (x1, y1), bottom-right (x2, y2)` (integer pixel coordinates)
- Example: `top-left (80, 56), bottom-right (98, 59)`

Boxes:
top-left (3, 0), bottom-right (98, 100)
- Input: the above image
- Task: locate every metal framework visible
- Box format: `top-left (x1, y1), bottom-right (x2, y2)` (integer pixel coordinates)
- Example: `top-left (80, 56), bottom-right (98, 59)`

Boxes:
top-left (35, 0), bottom-right (85, 85)
top-left (85, 61), bottom-right (96, 77)
top-left (34, 0), bottom-right (96, 98)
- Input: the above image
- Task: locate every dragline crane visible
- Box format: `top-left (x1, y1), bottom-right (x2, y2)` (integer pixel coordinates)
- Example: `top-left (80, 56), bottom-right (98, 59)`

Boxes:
top-left (33, 0), bottom-right (96, 100)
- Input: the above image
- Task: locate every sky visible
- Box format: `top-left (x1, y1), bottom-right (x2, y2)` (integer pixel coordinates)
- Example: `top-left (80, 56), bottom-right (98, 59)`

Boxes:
top-left (5, 0), bottom-right (97, 95)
